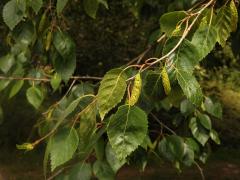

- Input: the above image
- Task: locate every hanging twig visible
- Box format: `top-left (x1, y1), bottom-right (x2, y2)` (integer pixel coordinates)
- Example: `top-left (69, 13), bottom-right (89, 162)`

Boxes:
top-left (150, 113), bottom-right (177, 135)
top-left (0, 75), bottom-right (102, 82)
top-left (194, 161), bottom-right (205, 180)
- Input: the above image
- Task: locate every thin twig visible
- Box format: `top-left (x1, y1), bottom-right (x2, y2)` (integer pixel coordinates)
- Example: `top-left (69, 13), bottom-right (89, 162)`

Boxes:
top-left (194, 161), bottom-right (205, 180)
top-left (0, 75), bottom-right (102, 82)
top-left (141, 0), bottom-right (215, 72)
top-left (150, 113), bottom-right (176, 135)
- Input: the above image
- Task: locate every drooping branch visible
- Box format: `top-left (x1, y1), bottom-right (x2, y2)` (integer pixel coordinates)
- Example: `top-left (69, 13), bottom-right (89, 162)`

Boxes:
top-left (0, 75), bottom-right (102, 82)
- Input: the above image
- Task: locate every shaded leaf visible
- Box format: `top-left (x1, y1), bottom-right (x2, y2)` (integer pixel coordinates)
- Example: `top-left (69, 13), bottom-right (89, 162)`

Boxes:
top-left (158, 135), bottom-right (185, 162)
top-left (3, 0), bottom-right (26, 30)
top-left (95, 137), bottom-right (105, 161)
top-left (93, 160), bottom-right (115, 180)
top-left (160, 11), bottom-right (187, 36)
top-left (9, 80), bottom-right (24, 98)
top-left (182, 143), bottom-right (194, 166)
top-left (191, 20), bottom-right (218, 60)
top-left (0, 54), bottom-right (15, 74)
top-left (180, 99), bottom-right (194, 115)
top-left (50, 128), bottom-right (79, 171)
top-left (176, 70), bottom-right (203, 106)
top-left (107, 105), bottom-right (148, 160)
top-left (144, 70), bottom-right (165, 100)
top-left (210, 129), bottom-right (220, 145)
top-left (12, 21), bottom-right (35, 45)
top-left (189, 118), bottom-right (209, 146)
top-left (28, 0), bottom-right (43, 14)
top-left (53, 30), bottom-right (76, 60)
top-left (197, 113), bottom-right (212, 130)
top-left (56, 162), bottom-right (92, 180)
top-left (214, 3), bottom-right (235, 47)
top-left (0, 80), bottom-right (11, 92)
top-left (56, 0), bottom-right (69, 15)
top-left (52, 31), bottom-right (76, 82)
top-left (204, 97), bottom-right (222, 119)
top-left (83, 0), bottom-right (99, 19)
top-left (105, 142), bottom-right (126, 173)
top-left (78, 102), bottom-right (97, 154)
top-left (26, 86), bottom-right (44, 109)
top-left (50, 73), bottom-right (61, 92)
top-left (163, 38), bottom-right (200, 73)
top-left (185, 138), bottom-right (200, 153)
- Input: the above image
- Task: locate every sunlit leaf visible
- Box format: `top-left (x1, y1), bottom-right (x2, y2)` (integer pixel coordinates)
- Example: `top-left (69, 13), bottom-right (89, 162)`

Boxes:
top-left (97, 68), bottom-right (127, 120)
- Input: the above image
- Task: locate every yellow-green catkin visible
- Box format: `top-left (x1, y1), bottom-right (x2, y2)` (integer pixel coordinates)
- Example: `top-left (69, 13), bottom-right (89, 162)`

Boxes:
top-left (129, 73), bottom-right (142, 106)
top-left (38, 11), bottom-right (47, 34)
top-left (161, 67), bottom-right (171, 95)
top-left (45, 30), bottom-right (52, 51)
top-left (16, 143), bottom-right (34, 151)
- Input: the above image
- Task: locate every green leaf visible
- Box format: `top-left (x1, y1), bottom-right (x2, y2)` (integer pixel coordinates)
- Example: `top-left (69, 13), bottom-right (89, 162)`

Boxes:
top-left (144, 70), bottom-right (165, 100)
top-left (214, 3), bottom-right (234, 47)
top-left (12, 20), bottom-right (35, 46)
top-left (56, 162), bottom-right (92, 180)
top-left (78, 102), bottom-right (97, 153)
top-left (204, 97), bottom-right (222, 119)
top-left (50, 128), bottom-right (79, 171)
top-left (62, 95), bottom-right (93, 120)
top-left (160, 11), bottom-right (187, 36)
top-left (182, 143), bottom-right (194, 166)
top-left (107, 105), bottom-right (148, 160)
top-left (50, 73), bottom-right (61, 92)
top-left (185, 138), bottom-right (200, 153)
top-left (0, 54), bottom-right (15, 74)
top-left (197, 113), bottom-right (212, 130)
top-left (94, 137), bottom-right (105, 161)
top-left (56, 0), bottom-right (69, 15)
top-left (191, 20), bottom-right (218, 60)
top-left (158, 135), bottom-right (185, 162)
top-left (189, 117), bottom-right (209, 146)
top-left (98, 0), bottom-right (108, 9)
top-left (3, 0), bottom-right (26, 30)
top-left (9, 80), bottom-right (24, 98)
top-left (26, 86), bottom-right (44, 109)
top-left (53, 30), bottom-right (76, 60)
top-left (28, 0), bottom-right (43, 14)
top-left (105, 142), bottom-right (126, 173)
top-left (180, 99), bottom-right (194, 115)
top-left (52, 31), bottom-right (76, 82)
top-left (176, 70), bottom-right (203, 106)
top-left (93, 160), bottom-right (115, 180)
top-left (43, 138), bottom-right (52, 178)
top-left (83, 0), bottom-right (99, 19)
top-left (210, 129), bottom-right (220, 145)
top-left (97, 68), bottom-right (127, 120)
top-left (163, 38), bottom-right (200, 73)
top-left (0, 80), bottom-right (11, 92)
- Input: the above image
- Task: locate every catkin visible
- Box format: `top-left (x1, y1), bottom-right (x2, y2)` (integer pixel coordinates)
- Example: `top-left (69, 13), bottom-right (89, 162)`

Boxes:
top-left (38, 11), bottom-right (47, 33)
top-left (45, 30), bottom-right (52, 51)
top-left (161, 67), bottom-right (171, 95)
top-left (129, 73), bottom-right (142, 106)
